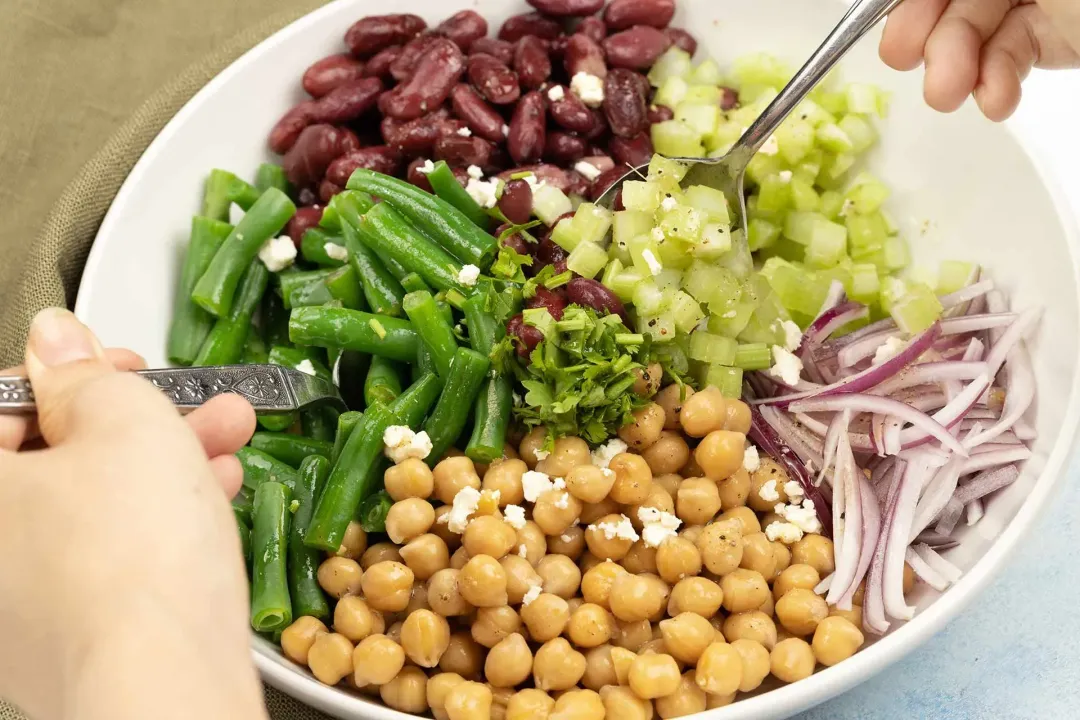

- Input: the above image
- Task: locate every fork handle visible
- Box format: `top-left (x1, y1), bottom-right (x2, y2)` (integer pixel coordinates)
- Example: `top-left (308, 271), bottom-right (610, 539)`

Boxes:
top-left (728, 0), bottom-right (904, 166)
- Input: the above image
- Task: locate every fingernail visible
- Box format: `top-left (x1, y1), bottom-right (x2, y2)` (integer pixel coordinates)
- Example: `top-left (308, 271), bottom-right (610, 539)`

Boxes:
top-left (27, 308), bottom-right (102, 368)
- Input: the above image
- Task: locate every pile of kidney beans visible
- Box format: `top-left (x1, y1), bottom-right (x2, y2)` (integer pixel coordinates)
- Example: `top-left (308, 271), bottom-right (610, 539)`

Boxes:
top-left (270, 0), bottom-right (714, 242)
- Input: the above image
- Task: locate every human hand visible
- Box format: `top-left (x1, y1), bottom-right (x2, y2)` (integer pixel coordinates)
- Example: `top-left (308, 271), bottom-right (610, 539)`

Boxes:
top-left (880, 0), bottom-right (1080, 120)
top-left (0, 308), bottom-right (267, 720)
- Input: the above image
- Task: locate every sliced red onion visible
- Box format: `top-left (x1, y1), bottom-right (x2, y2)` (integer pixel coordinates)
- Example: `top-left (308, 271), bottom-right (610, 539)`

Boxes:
top-left (837, 464), bottom-right (882, 610)
top-left (913, 543), bottom-right (963, 583)
top-left (983, 307), bottom-right (1042, 378)
top-left (761, 407), bottom-right (828, 466)
top-left (816, 281), bottom-right (848, 319)
top-left (882, 458), bottom-right (932, 621)
top-left (793, 412), bottom-right (875, 453)
top-left (870, 361), bottom-right (988, 397)
top-left (883, 417), bottom-right (903, 456)
top-left (898, 374), bottom-right (989, 450)
top-left (913, 531), bottom-right (960, 551)
top-left (959, 447), bottom-right (1031, 475)
top-left (938, 313), bottom-right (1018, 335)
top-left (909, 455), bottom-right (962, 542)
top-left (803, 302), bottom-right (867, 352)
top-left (814, 573), bottom-right (834, 596)
top-left (964, 342), bottom-right (1035, 449)
top-left (939, 278), bottom-right (994, 311)
top-left (1014, 418), bottom-right (1037, 441)
top-left (819, 410), bottom-right (851, 483)
top-left (837, 314), bottom-right (1015, 368)
top-left (827, 433), bottom-right (863, 605)
top-left (965, 499), bottom-right (984, 526)
top-left (954, 464), bottom-right (1020, 505)
top-left (904, 546), bottom-right (951, 591)
top-left (933, 497), bottom-right (964, 535)
top-left (985, 290), bottom-right (1009, 343)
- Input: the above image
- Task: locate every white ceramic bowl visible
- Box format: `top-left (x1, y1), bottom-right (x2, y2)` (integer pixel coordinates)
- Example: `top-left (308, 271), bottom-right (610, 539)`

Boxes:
top-left (74, 0), bottom-right (1080, 717)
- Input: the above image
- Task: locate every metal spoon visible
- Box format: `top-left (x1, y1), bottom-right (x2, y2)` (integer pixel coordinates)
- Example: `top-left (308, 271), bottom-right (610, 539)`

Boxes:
top-left (598, 0), bottom-right (904, 237)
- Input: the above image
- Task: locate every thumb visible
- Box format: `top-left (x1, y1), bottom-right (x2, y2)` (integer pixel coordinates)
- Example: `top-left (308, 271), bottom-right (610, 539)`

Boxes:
top-left (25, 308), bottom-right (176, 446)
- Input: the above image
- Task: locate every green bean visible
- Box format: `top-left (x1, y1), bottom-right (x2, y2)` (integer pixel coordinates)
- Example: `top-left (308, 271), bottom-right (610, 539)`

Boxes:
top-left (365, 356), bottom-right (403, 407)
top-left (390, 372), bottom-right (444, 427)
top-left (422, 348), bottom-right (491, 464)
top-left (193, 259), bottom-right (269, 366)
top-left (414, 343), bottom-right (436, 383)
top-left (193, 187), bottom-right (296, 317)
top-left (269, 345), bottom-right (332, 382)
top-left (340, 198), bottom-right (406, 317)
top-left (466, 376), bottom-right (513, 463)
top-left (255, 163), bottom-right (290, 194)
top-left (237, 446), bottom-right (300, 492)
top-left (237, 516), bottom-right (252, 571)
top-left (350, 200), bottom-right (463, 293)
top-left (463, 293), bottom-right (500, 356)
top-left (232, 485), bottom-right (255, 524)
top-left (278, 266), bottom-right (364, 311)
top-left (372, 247), bottom-right (411, 283)
top-left (258, 414), bottom-right (296, 432)
top-left (302, 407), bottom-right (339, 443)
top-left (262, 292), bottom-right (292, 348)
top-left (250, 432), bottom-right (333, 468)
top-left (288, 456), bottom-right (331, 620)
top-left (356, 490), bottom-right (392, 533)
top-left (203, 169), bottom-right (261, 222)
top-left (242, 328), bottom-right (269, 365)
top-left (427, 160), bottom-right (489, 229)
top-left (251, 481), bottom-right (293, 633)
top-left (289, 306), bottom-right (419, 363)
top-left (168, 217), bottom-right (233, 365)
top-left (347, 169), bottom-right (497, 268)
top-left (301, 228), bottom-right (346, 268)
top-left (331, 411), bottom-right (364, 466)
top-left (403, 290), bottom-right (459, 378)
top-left (400, 272), bottom-right (432, 294)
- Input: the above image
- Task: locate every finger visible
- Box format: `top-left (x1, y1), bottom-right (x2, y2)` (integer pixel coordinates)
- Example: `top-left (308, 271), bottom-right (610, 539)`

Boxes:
top-left (210, 454), bottom-right (245, 499)
top-left (924, 0), bottom-right (1018, 112)
top-left (881, 0), bottom-right (951, 70)
top-left (1034, 0), bottom-right (1080, 61)
top-left (185, 394), bottom-right (257, 458)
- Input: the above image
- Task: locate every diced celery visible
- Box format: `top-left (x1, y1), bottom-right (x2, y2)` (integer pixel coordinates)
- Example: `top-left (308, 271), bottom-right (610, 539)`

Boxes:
top-left (816, 89), bottom-right (848, 116)
top-left (672, 291), bottom-right (706, 333)
top-left (621, 182), bottom-right (663, 214)
top-left (699, 365), bottom-right (744, 398)
top-left (629, 235), bottom-right (663, 276)
top-left (652, 120), bottom-right (706, 158)
top-left (783, 211), bottom-right (826, 245)
top-left (533, 184), bottom-right (573, 226)
top-left (883, 236), bottom-right (910, 271)
top-left (881, 210), bottom-right (900, 236)
top-left (764, 237), bottom-right (806, 263)
top-left (790, 177), bottom-right (821, 212)
top-left (937, 261), bottom-right (978, 294)
top-left (908, 265), bottom-right (938, 289)
top-left (732, 53), bottom-right (791, 91)
top-left (654, 268), bottom-right (683, 291)
top-left (601, 258), bottom-right (623, 289)
top-left (682, 261), bottom-right (738, 307)
top-left (683, 185), bottom-right (731, 223)
top-left (659, 205), bottom-right (704, 244)
top-left (656, 236), bottom-right (694, 271)
top-left (716, 230), bottom-right (754, 279)
top-left (815, 123), bottom-right (854, 154)
top-left (639, 313), bottom-right (677, 342)
top-left (757, 175), bottom-right (793, 213)
top-left (684, 85), bottom-right (723, 106)
top-left (613, 210), bottom-right (654, 251)
top-left (849, 263), bottom-right (881, 303)
top-left (845, 83), bottom-right (880, 115)
top-left (696, 223), bottom-right (733, 258)
top-left (648, 47), bottom-right (694, 87)
top-left (891, 284), bottom-right (943, 334)
top-left (633, 280), bottom-right (668, 315)
top-left (654, 76), bottom-right (689, 109)
top-left (707, 302), bottom-right (754, 338)
top-left (566, 240), bottom-right (609, 278)
top-left (609, 268), bottom-right (645, 302)
top-left (523, 307), bottom-right (557, 338)
top-left (820, 190), bottom-right (845, 219)
top-left (819, 153), bottom-right (856, 189)
top-left (747, 195), bottom-right (784, 226)
top-left (845, 172), bottom-right (890, 214)
top-left (845, 212), bottom-right (888, 253)
top-left (794, 148), bottom-right (824, 184)
top-left (734, 343), bottom-right (772, 370)
top-left (690, 58), bottom-right (723, 86)
top-left (776, 120), bottom-right (816, 164)
top-left (704, 122), bottom-right (743, 153)
top-left (839, 114), bottom-right (877, 153)
top-left (805, 219), bottom-right (848, 269)
top-left (748, 217), bottom-right (781, 251)
top-left (689, 331), bottom-right (738, 365)
top-left (573, 203), bottom-right (614, 245)
top-left (676, 103), bottom-right (721, 139)
top-left (760, 258), bottom-right (831, 318)
top-left (648, 155), bottom-right (691, 186)
top-left (794, 97), bottom-right (835, 127)
top-left (746, 153), bottom-right (788, 186)
top-left (550, 216), bottom-right (581, 251)
top-left (879, 276), bottom-right (908, 313)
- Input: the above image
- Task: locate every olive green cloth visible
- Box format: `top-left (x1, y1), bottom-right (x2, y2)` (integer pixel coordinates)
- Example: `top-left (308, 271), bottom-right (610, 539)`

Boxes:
top-left (0, 0), bottom-right (340, 717)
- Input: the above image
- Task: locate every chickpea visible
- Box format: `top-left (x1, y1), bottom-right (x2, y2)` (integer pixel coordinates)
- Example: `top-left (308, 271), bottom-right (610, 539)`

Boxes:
top-left (694, 642), bottom-right (742, 695)
top-left (281, 616), bottom-right (328, 665)
top-left (609, 646), bottom-right (637, 684)
top-left (730, 638), bottom-right (770, 692)
top-left (694, 430), bottom-right (746, 481)
top-left (498, 555), bottom-right (540, 604)
top-left (770, 637), bottom-right (816, 683)
top-left (484, 633), bottom-right (533, 687)
top-left (518, 427), bottom-right (548, 468)
top-left (618, 403), bottom-right (666, 450)
top-left (655, 536), bottom-right (702, 584)
top-left (632, 362), bottom-right (663, 397)
top-left (653, 472), bottom-right (682, 498)
top-left (467, 605), bottom-right (518, 649)
top-left (584, 514), bottom-right (636, 561)
top-left (385, 498), bottom-right (436, 544)
top-left (306, 632), bottom-right (354, 686)
top-left (607, 453), bottom-right (653, 505)
top-left (830, 604), bottom-right (863, 628)
top-left (581, 644), bottom-right (617, 690)
top-left (334, 521), bottom-right (368, 560)
top-left (520, 592), bottom-right (570, 642)
top-left (654, 671), bottom-right (706, 718)
top-left (613, 618), bottom-right (653, 652)
top-left (379, 665), bottom-right (429, 712)
top-left (550, 688), bottom-right (605, 720)
top-left (656, 384), bottom-right (693, 431)
top-left (461, 514), bottom-right (518, 560)
top-left (432, 506), bottom-right (463, 551)
top-left (537, 554), bottom-right (582, 598)
top-left (723, 611), bottom-right (778, 650)
top-left (459, 555), bottom-right (509, 608)
top-left (696, 521), bottom-right (744, 576)
top-left (332, 595), bottom-right (375, 643)
top-left (722, 398), bottom-right (752, 433)
top-left (717, 467), bottom-right (751, 509)
top-left (439, 631), bottom-right (485, 679)
top-left (579, 497), bottom-right (620, 525)
top-left (679, 524), bottom-right (705, 544)
top-left (563, 464), bottom-right (615, 504)
top-left (852, 580), bottom-right (866, 606)
top-left (482, 458), bottom-right (527, 506)
top-left (361, 541), bottom-right (404, 569)
top-left (668, 576), bottom-right (724, 618)
top-left (532, 489), bottom-right (583, 537)
top-left (904, 562), bottom-right (916, 594)
top-left (489, 685), bottom-right (514, 720)
top-left (622, 540), bottom-right (659, 575)
top-left (792, 534), bottom-right (835, 576)
top-left (721, 569), bottom-right (770, 614)
top-left (567, 603), bottom-right (614, 648)
top-left (760, 511), bottom-right (785, 533)
top-left (679, 386), bottom-right (726, 438)
top-left (537, 436), bottom-right (592, 477)
top-left (515, 521), bottom-right (547, 566)
top-left (773, 542), bottom-right (792, 576)
top-left (428, 672), bottom-right (467, 720)
top-left (628, 485), bottom-right (675, 531)
top-left (748, 457), bottom-right (791, 512)
top-left (658, 612), bottom-right (715, 664)
top-left (443, 679), bottom-right (491, 720)
top-left (385, 458), bottom-right (435, 501)
top-left (580, 560), bottom-right (626, 609)
top-left (643, 574), bottom-right (673, 622)
top-left (433, 456), bottom-right (482, 505)
top-left (600, 686), bottom-right (653, 720)
top-left (680, 454), bottom-right (706, 479)
top-left (740, 532), bottom-right (778, 578)
top-left (676, 477), bottom-right (722, 525)
top-left (317, 556), bottom-right (363, 599)
top-left (427, 568), bottom-right (470, 616)
top-left (400, 609), bottom-right (451, 668)
top-left (547, 525), bottom-right (586, 560)
top-left (812, 616), bottom-right (864, 667)
top-left (774, 564), bottom-right (821, 602)
top-left (452, 547), bottom-right (472, 571)
top-left (775, 588), bottom-right (829, 637)
top-left (718, 506), bottom-right (762, 535)
top-left (642, 432), bottom-right (691, 476)
top-left (533, 637), bottom-right (587, 691)
top-left (628, 652), bottom-right (681, 699)
top-left (359, 561), bottom-right (413, 612)
top-left (507, 689), bottom-right (556, 720)
top-left (399, 533), bottom-right (450, 581)
top-left (759, 591), bottom-right (776, 616)
top-left (386, 621), bottom-right (404, 645)
top-left (706, 692), bottom-right (736, 709)
top-left (609, 573), bottom-right (665, 623)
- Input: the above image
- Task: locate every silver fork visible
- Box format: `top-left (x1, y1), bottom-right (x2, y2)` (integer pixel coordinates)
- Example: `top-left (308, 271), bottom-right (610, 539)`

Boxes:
top-left (0, 365), bottom-right (346, 415)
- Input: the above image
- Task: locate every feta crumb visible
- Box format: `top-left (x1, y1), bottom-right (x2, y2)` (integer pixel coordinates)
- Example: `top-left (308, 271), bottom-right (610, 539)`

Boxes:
top-left (534, 448), bottom-right (551, 462)
top-left (743, 445), bottom-right (761, 473)
top-left (601, 468), bottom-right (615, 479)
top-left (446, 486), bottom-right (482, 533)
top-left (467, 165), bottom-right (484, 180)
top-left (465, 178), bottom-right (499, 209)
top-left (651, 226), bottom-right (666, 244)
top-left (593, 514), bottom-right (640, 542)
top-left (522, 584), bottom-right (542, 606)
top-left (258, 236), bottom-right (297, 272)
top-left (522, 172), bottom-right (546, 191)
top-left (781, 320), bottom-right (803, 352)
top-left (638, 507), bottom-right (682, 548)
top-left (522, 470), bottom-right (555, 502)
top-left (456, 264), bottom-right (481, 287)
top-left (784, 480), bottom-right (805, 502)
top-left (554, 492), bottom-right (570, 510)
top-left (382, 425), bottom-right (434, 464)
top-left (513, 392), bottom-right (523, 407)
top-left (873, 336), bottom-right (908, 366)
top-left (552, 477), bottom-right (566, 491)
top-left (722, 310), bottom-right (737, 319)
top-left (839, 198), bottom-right (855, 217)
top-left (518, 544), bottom-right (528, 558)
top-left (321, 243), bottom-right (348, 263)
top-left (294, 359), bottom-right (317, 377)
top-left (570, 72), bottom-right (605, 107)
top-left (559, 534), bottom-right (573, 543)
top-left (777, 170), bottom-right (793, 183)
top-left (457, 126), bottom-right (473, 137)
top-left (417, 159), bottom-right (437, 175)
top-left (766, 521), bottom-right (804, 544)
top-left (768, 346), bottom-right (804, 386)
top-left (759, 478), bottom-right (779, 503)
top-left (759, 135), bottom-right (780, 155)
top-left (775, 499), bottom-right (823, 535)
top-left (574, 160), bottom-right (602, 182)
top-left (504, 504), bottom-right (527, 529)
top-left (547, 85), bottom-right (565, 102)
top-left (502, 124), bottom-right (510, 137)
top-left (661, 196), bottom-right (679, 211)
top-left (641, 249), bottom-right (663, 276)
top-left (591, 438), bottom-right (628, 468)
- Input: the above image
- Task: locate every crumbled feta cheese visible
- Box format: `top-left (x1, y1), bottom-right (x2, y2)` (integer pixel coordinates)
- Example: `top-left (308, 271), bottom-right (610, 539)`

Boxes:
top-left (554, 492), bottom-right (570, 510)
top-left (839, 198), bottom-right (855, 217)
top-left (775, 499), bottom-right (823, 535)
top-left (591, 438), bottom-right (628, 468)
top-left (574, 160), bottom-right (602, 182)
top-left (759, 135), bottom-right (779, 155)
top-left (873, 336), bottom-right (908, 366)
top-left (518, 544), bottom-right (528, 558)
top-left (467, 165), bottom-right (484, 180)
top-left (502, 124), bottom-right (510, 137)
top-left (777, 170), bottom-right (793, 183)
top-left (641, 249), bottom-right (663, 276)
top-left (766, 521), bottom-right (804, 544)
top-left (457, 127), bottom-right (473, 137)
top-left (522, 584), bottom-right (542, 605)
top-left (258, 236), bottom-right (297, 272)
top-left (552, 477), bottom-right (566, 491)
top-left (743, 445), bottom-right (761, 473)
top-left (294, 359), bottom-right (317, 377)
top-left (781, 320), bottom-right (803, 352)
top-left (661, 196), bottom-right (679, 211)
top-left (534, 448), bottom-right (550, 462)
top-left (650, 226), bottom-right (666, 243)
top-left (522, 173), bottom-right (546, 191)
top-left (768, 346), bottom-right (804, 386)
top-left (382, 425), bottom-right (434, 464)
top-left (465, 178), bottom-right (499, 209)
top-left (417, 159), bottom-right (437, 175)
top-left (758, 478), bottom-right (779, 503)
top-left (784, 480), bottom-right (805, 502)
top-left (601, 468), bottom-right (615, 480)
top-left (593, 514), bottom-right (640, 542)
top-left (456, 264), bottom-right (481, 287)
top-left (638, 507), bottom-right (682, 548)
top-left (513, 392), bottom-right (523, 407)
top-left (321, 242), bottom-right (348, 263)
top-left (504, 505), bottom-right (527, 529)
top-left (722, 310), bottom-right (737, 319)
top-left (522, 470), bottom-right (555, 502)
top-left (547, 85), bottom-right (566, 102)
top-left (446, 486), bottom-right (482, 533)
top-left (570, 72), bottom-right (605, 107)
top-left (560, 534), bottom-right (573, 543)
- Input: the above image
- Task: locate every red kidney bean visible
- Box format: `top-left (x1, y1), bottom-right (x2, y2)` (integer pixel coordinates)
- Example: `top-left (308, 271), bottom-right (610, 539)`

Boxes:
top-left (603, 69), bottom-right (648, 138)
top-left (720, 87), bottom-right (740, 111)
top-left (407, 158), bottom-right (435, 192)
top-left (568, 277), bottom-right (629, 322)
top-left (286, 206), bottom-right (324, 246)
top-left (604, 26), bottom-right (673, 70)
top-left (435, 10), bottom-right (488, 53)
top-left (609, 131), bottom-right (654, 167)
top-left (550, 35), bottom-right (569, 59)
top-left (647, 104), bottom-right (674, 123)
top-left (310, 77), bottom-right (385, 124)
top-left (526, 287), bottom-right (568, 320)
top-left (585, 109), bottom-right (610, 141)
top-left (434, 136), bottom-right (495, 169)
top-left (496, 164), bottom-right (571, 193)
top-left (450, 84), bottom-right (507, 143)
top-left (498, 12), bottom-right (563, 42)
top-left (580, 155), bottom-right (615, 174)
top-left (325, 146), bottom-right (403, 186)
top-left (527, 0), bottom-right (605, 16)
top-left (564, 33), bottom-right (608, 80)
top-left (470, 37), bottom-right (515, 65)
top-left (496, 224), bottom-right (531, 257)
top-left (379, 39), bottom-right (465, 120)
top-left (590, 166), bottom-right (628, 201)
top-left (390, 34), bottom-right (440, 82)
top-left (506, 314), bottom-right (544, 357)
top-left (345, 14), bottom-right (427, 57)
top-left (319, 179), bottom-right (345, 204)
top-left (576, 16), bottom-right (607, 43)
top-left (515, 36), bottom-right (552, 90)
top-left (282, 124), bottom-right (357, 187)
top-left (664, 27), bottom-right (697, 56)
top-left (382, 108), bottom-right (451, 155)
top-left (565, 170), bottom-right (591, 198)
top-left (269, 101), bottom-right (316, 154)
top-left (507, 91), bottom-right (547, 165)
top-left (498, 180), bottom-right (534, 225)
top-left (613, 187), bottom-right (625, 211)
top-left (467, 53), bottom-right (521, 105)
top-left (604, 0), bottom-right (676, 30)
top-left (363, 45), bottom-right (404, 80)
top-left (534, 226), bottom-right (571, 273)
top-left (545, 132), bottom-right (588, 165)
top-left (298, 187), bottom-right (319, 206)
top-left (549, 90), bottom-right (598, 134)
top-left (303, 54), bottom-right (366, 98)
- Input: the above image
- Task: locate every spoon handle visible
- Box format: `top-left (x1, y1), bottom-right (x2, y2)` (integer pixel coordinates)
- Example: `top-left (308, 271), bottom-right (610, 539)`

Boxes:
top-left (729, 0), bottom-right (905, 165)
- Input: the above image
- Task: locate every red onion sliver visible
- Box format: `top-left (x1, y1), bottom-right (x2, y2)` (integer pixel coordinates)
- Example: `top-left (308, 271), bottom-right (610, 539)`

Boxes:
top-left (827, 433), bottom-right (863, 605)
top-left (934, 497), bottom-right (964, 535)
top-left (954, 464), bottom-right (1020, 505)
top-left (965, 499), bottom-right (984, 526)
top-left (750, 406), bottom-right (833, 535)
top-left (913, 531), bottom-right (960, 551)
top-left (909, 456), bottom-right (962, 542)
top-left (983, 307), bottom-right (1042, 378)
top-left (913, 543), bottom-right (963, 583)
top-left (882, 459), bottom-right (931, 621)
top-left (959, 447), bottom-right (1031, 475)
top-left (870, 361), bottom-right (988, 397)
top-left (939, 278), bottom-right (994, 310)
top-left (837, 464), bottom-right (882, 610)
top-left (898, 374), bottom-right (989, 450)
top-left (964, 342), bottom-right (1035, 449)
top-left (836, 313), bottom-right (1015, 368)
top-left (814, 573), bottom-right (834, 596)
top-left (904, 546), bottom-right (951, 591)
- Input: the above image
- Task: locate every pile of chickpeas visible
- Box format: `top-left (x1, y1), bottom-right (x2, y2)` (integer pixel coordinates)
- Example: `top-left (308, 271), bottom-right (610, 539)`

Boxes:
top-left (279, 383), bottom-right (913, 719)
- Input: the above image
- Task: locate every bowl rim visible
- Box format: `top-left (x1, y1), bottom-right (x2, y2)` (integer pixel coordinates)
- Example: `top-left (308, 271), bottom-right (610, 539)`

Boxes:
top-left (74, 0), bottom-right (1080, 718)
